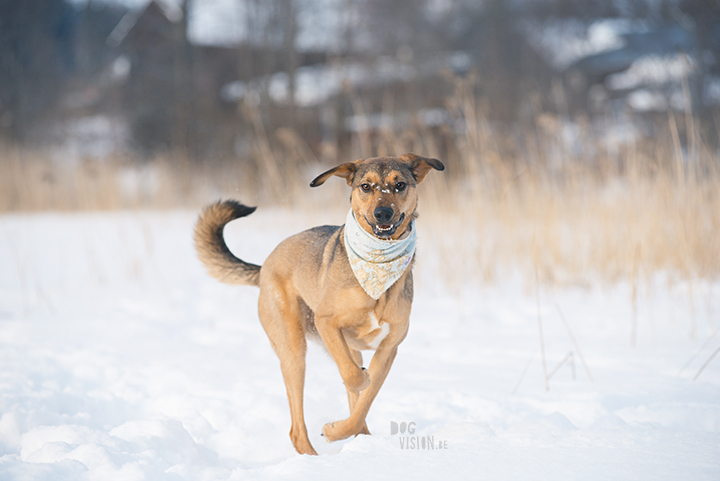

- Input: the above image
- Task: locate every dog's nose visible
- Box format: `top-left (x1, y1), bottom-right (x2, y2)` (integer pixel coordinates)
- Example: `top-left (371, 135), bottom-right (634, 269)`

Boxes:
top-left (374, 206), bottom-right (394, 223)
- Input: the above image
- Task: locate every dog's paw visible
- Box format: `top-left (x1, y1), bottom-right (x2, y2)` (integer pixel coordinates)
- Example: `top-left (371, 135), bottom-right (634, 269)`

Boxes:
top-left (358, 423), bottom-right (371, 435)
top-left (321, 422), bottom-right (333, 442)
top-left (290, 427), bottom-right (318, 455)
top-left (322, 420), bottom-right (349, 442)
top-left (323, 419), bottom-right (370, 442)
top-left (344, 367), bottom-right (370, 393)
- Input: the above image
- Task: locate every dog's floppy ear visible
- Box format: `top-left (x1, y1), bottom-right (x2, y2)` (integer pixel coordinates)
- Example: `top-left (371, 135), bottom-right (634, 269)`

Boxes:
top-left (310, 159), bottom-right (363, 187)
top-left (399, 153), bottom-right (445, 183)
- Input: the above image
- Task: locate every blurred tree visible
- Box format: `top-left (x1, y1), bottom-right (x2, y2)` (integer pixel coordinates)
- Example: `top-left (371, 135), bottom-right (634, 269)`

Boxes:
top-left (117, 0), bottom-right (192, 154)
top-left (679, 0), bottom-right (720, 114)
top-left (75, 1), bottom-right (126, 78)
top-left (0, 0), bottom-right (76, 142)
top-left (360, 0), bottom-right (437, 60)
top-left (172, 0), bottom-right (193, 155)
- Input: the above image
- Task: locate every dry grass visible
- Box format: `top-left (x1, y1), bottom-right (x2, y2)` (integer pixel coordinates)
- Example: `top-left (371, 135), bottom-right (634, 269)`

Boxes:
top-left (418, 154), bottom-right (719, 291)
top-left (0, 147), bottom-right (268, 211)
top-left (415, 119), bottom-right (719, 289)
top-left (397, 79), bottom-right (719, 290)
top-left (2, 86), bottom-right (719, 290)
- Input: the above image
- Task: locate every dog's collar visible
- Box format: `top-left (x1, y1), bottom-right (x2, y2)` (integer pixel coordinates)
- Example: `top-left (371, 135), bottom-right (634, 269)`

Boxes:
top-left (343, 209), bottom-right (416, 300)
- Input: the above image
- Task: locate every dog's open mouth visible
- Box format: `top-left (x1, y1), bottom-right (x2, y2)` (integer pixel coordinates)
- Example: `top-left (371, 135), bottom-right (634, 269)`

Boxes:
top-left (371, 213), bottom-right (405, 238)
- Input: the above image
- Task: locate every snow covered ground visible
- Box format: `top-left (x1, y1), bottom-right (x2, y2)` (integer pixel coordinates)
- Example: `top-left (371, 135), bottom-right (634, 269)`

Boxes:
top-left (0, 209), bottom-right (718, 480)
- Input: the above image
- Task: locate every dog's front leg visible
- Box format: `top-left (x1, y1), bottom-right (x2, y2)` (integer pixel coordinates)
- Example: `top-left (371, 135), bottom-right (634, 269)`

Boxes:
top-left (347, 349), bottom-right (371, 435)
top-left (315, 318), bottom-right (371, 393)
top-left (322, 343), bottom-right (399, 442)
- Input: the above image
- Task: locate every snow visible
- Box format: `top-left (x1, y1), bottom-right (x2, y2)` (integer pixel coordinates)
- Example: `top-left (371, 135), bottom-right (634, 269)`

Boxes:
top-left (186, 0), bottom-right (350, 51)
top-left (605, 54), bottom-right (696, 112)
top-left (522, 18), bottom-right (637, 70)
top-left (228, 60), bottom-right (415, 108)
top-left (0, 209), bottom-right (718, 480)
top-left (48, 116), bottom-right (130, 162)
top-left (605, 54), bottom-right (695, 92)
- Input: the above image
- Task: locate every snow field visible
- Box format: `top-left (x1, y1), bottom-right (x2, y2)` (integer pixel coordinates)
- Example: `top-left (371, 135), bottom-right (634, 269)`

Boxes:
top-left (0, 209), bottom-right (718, 480)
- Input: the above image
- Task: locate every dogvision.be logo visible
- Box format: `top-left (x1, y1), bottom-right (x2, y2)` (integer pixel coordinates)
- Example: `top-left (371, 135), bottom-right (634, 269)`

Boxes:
top-left (390, 421), bottom-right (449, 450)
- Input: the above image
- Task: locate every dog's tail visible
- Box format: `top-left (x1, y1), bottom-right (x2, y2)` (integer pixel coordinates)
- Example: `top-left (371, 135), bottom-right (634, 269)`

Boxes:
top-left (194, 200), bottom-right (261, 287)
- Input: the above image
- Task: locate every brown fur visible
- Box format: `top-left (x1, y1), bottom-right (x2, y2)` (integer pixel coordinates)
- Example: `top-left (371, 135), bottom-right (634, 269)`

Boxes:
top-left (193, 153), bottom-right (444, 455)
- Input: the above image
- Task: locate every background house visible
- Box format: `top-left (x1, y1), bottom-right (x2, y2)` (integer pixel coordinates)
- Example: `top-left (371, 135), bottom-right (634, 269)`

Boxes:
top-left (0, 0), bottom-right (718, 163)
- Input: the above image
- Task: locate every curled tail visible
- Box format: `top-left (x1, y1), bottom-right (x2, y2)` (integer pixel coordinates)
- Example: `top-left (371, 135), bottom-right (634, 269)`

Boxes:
top-left (194, 200), bottom-right (261, 286)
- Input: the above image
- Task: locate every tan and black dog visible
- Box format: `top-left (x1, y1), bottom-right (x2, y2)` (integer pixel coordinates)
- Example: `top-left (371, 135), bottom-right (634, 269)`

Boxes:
top-left (193, 153), bottom-right (444, 455)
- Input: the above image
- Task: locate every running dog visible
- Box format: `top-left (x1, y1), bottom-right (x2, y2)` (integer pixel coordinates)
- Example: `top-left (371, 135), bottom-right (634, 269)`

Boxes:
top-left (193, 153), bottom-right (444, 455)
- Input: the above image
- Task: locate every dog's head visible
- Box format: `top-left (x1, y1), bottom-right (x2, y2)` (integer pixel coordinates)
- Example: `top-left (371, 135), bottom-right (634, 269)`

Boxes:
top-left (310, 153), bottom-right (444, 239)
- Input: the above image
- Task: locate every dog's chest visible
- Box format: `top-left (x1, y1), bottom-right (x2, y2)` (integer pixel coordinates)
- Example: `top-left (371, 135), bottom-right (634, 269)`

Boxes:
top-left (349, 311), bottom-right (390, 351)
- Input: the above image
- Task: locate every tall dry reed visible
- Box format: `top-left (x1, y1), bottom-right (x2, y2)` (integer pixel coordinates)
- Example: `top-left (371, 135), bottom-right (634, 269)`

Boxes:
top-left (1, 82), bottom-right (718, 290)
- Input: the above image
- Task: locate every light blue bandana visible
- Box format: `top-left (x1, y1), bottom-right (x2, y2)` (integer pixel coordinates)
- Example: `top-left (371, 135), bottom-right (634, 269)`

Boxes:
top-left (344, 209), bottom-right (416, 299)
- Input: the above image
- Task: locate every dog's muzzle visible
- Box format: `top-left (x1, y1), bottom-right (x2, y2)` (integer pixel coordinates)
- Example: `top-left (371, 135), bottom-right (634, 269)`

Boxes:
top-left (370, 209), bottom-right (405, 238)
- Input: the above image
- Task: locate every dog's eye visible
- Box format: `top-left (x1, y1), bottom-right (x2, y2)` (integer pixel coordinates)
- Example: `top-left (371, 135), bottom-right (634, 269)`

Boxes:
top-left (360, 183), bottom-right (372, 192)
top-left (395, 182), bottom-right (407, 192)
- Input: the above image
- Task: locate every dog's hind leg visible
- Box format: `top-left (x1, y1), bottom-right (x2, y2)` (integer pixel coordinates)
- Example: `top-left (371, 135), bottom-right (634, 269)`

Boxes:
top-left (258, 287), bottom-right (317, 455)
top-left (280, 349), bottom-right (316, 455)
top-left (347, 350), bottom-right (370, 435)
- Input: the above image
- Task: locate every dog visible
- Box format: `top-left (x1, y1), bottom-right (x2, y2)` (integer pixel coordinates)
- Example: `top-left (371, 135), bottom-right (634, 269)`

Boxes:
top-left (193, 153), bottom-right (444, 455)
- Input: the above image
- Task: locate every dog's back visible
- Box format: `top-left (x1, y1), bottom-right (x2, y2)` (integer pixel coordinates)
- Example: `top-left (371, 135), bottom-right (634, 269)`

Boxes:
top-left (194, 203), bottom-right (349, 310)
